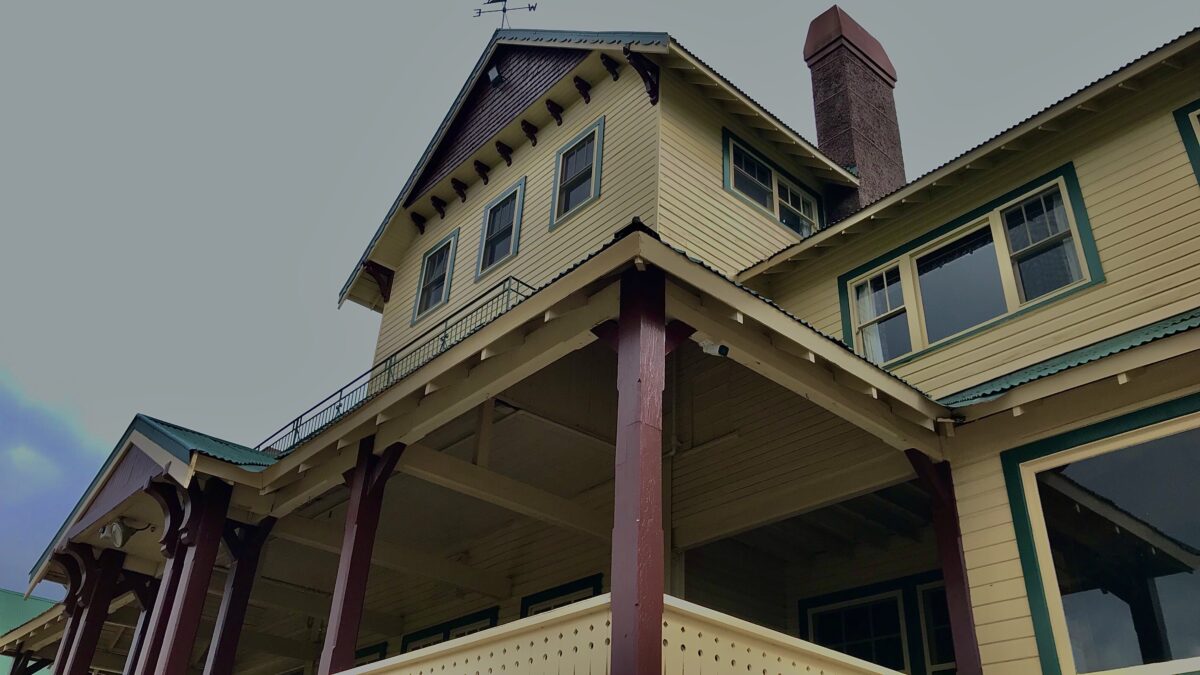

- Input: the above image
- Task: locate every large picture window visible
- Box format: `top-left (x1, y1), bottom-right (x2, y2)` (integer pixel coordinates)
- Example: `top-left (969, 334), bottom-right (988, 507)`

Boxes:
top-left (1008, 411), bottom-right (1200, 674)
top-left (844, 167), bottom-right (1101, 365)
top-left (412, 229), bottom-right (459, 323)
top-left (724, 131), bottom-right (821, 237)
top-left (549, 118), bottom-right (604, 228)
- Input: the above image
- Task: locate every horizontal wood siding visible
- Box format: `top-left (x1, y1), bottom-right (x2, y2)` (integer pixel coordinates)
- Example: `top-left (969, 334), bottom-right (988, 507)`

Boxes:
top-left (768, 66), bottom-right (1200, 399)
top-left (372, 65), bottom-right (660, 363)
top-left (657, 68), bottom-right (824, 277)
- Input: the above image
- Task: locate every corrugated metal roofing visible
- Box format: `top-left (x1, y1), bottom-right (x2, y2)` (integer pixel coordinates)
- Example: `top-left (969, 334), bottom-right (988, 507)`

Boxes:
top-left (137, 414), bottom-right (275, 469)
top-left (938, 307), bottom-right (1200, 408)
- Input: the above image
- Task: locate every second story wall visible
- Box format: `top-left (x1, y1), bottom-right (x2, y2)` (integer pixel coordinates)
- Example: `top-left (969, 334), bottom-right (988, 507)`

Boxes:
top-left (766, 63), bottom-right (1200, 399)
top-left (370, 61), bottom-right (660, 363)
top-left (657, 67), bottom-right (828, 277)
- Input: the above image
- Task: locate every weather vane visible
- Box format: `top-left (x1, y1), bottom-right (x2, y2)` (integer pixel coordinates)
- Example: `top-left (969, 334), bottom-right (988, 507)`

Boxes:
top-left (474, 0), bottom-right (537, 28)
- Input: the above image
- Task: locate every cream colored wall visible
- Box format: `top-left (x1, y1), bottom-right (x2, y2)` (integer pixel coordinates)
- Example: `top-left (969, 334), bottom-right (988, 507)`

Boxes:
top-left (371, 60), bottom-right (661, 363)
top-left (657, 67), bottom-right (825, 277)
top-left (768, 65), bottom-right (1200, 400)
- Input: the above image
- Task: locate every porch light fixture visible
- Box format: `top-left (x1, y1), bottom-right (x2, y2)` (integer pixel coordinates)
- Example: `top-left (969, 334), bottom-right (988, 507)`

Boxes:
top-left (98, 517), bottom-right (148, 549)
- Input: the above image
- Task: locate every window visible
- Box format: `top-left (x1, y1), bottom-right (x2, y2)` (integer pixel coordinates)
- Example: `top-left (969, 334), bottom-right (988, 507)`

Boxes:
top-left (842, 167), bottom-right (1102, 364)
top-left (916, 226), bottom-right (1008, 343)
top-left (1012, 419), bottom-right (1200, 674)
top-left (400, 607), bottom-right (499, 653)
top-left (809, 593), bottom-right (908, 671)
top-left (412, 230), bottom-right (458, 322)
top-left (520, 574), bottom-right (603, 617)
top-left (476, 178), bottom-right (525, 277)
top-left (1002, 188), bottom-right (1081, 301)
top-left (918, 584), bottom-right (956, 674)
top-left (550, 118), bottom-right (604, 227)
top-left (853, 266), bottom-right (911, 364)
top-left (725, 132), bottom-right (822, 237)
top-left (1174, 98), bottom-right (1200, 187)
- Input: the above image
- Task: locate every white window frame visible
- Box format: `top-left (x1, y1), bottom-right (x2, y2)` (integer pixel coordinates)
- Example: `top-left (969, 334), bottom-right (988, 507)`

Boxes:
top-left (848, 177), bottom-right (1091, 363)
top-left (806, 590), bottom-right (911, 673)
top-left (1014, 410), bottom-right (1200, 675)
top-left (728, 137), bottom-right (821, 237)
top-left (850, 265), bottom-right (911, 365)
top-left (916, 581), bottom-right (957, 674)
top-left (411, 229), bottom-right (459, 324)
top-left (475, 177), bottom-right (525, 279)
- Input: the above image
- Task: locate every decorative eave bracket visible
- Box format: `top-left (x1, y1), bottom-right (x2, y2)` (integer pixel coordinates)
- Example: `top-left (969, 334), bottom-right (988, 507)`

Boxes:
top-left (361, 260), bottom-right (395, 303)
top-left (623, 45), bottom-right (659, 105)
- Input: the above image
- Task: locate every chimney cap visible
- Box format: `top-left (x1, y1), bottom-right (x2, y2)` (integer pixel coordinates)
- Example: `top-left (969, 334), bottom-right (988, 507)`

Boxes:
top-left (804, 5), bottom-right (897, 84)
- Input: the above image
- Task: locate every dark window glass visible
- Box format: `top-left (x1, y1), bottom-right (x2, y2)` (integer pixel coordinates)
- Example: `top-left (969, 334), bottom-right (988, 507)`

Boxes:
top-left (811, 596), bottom-right (907, 671)
top-left (732, 144), bottom-right (773, 209)
top-left (1003, 187), bottom-right (1081, 301)
top-left (417, 243), bottom-right (451, 314)
top-left (481, 192), bottom-right (517, 270)
top-left (558, 133), bottom-right (595, 216)
top-left (778, 182), bottom-right (816, 236)
top-left (855, 267), bottom-right (910, 363)
top-left (921, 586), bottom-right (957, 670)
top-left (916, 228), bottom-right (1007, 343)
top-left (1035, 426), bottom-right (1200, 672)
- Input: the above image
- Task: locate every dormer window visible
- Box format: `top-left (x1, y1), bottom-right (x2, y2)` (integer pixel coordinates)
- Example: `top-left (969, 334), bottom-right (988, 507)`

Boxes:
top-left (413, 230), bottom-right (459, 323)
top-left (725, 132), bottom-right (822, 237)
top-left (550, 117), bottom-right (605, 229)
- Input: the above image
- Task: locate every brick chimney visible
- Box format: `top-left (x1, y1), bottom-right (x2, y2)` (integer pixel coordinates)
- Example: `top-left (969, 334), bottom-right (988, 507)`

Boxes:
top-left (805, 6), bottom-right (904, 215)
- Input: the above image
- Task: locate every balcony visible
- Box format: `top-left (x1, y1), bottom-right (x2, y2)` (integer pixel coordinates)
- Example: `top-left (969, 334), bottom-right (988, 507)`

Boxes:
top-left (258, 277), bottom-right (536, 456)
top-left (343, 594), bottom-right (900, 675)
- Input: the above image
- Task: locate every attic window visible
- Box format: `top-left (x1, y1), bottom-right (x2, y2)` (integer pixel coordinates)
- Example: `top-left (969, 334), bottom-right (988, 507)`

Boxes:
top-left (487, 65), bottom-right (504, 88)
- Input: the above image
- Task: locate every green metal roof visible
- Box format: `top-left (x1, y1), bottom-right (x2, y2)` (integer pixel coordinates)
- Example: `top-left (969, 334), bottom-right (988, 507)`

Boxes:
top-left (136, 415), bottom-right (275, 469)
top-left (939, 307), bottom-right (1200, 408)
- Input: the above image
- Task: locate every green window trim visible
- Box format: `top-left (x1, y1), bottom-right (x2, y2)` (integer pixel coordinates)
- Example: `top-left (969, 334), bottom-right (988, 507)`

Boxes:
top-left (1000, 391), bottom-right (1200, 675)
top-left (475, 176), bottom-right (526, 281)
top-left (721, 127), bottom-right (825, 237)
top-left (354, 641), bottom-right (388, 665)
top-left (837, 162), bottom-right (1104, 369)
top-left (548, 116), bottom-right (605, 230)
top-left (1175, 98), bottom-right (1200, 188)
top-left (411, 228), bottom-right (460, 326)
top-left (519, 573), bottom-right (603, 618)
top-left (399, 606), bottom-right (500, 653)
top-left (797, 570), bottom-right (946, 675)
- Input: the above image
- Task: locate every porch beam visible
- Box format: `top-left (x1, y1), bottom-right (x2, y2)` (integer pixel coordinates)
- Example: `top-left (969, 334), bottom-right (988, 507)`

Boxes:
top-left (906, 450), bottom-right (983, 675)
top-left (610, 267), bottom-right (666, 675)
top-left (664, 283), bottom-right (943, 457)
top-left (271, 513), bottom-right (511, 598)
top-left (203, 518), bottom-right (275, 675)
top-left (317, 439), bottom-right (404, 675)
top-left (397, 444), bottom-right (610, 541)
top-left (205, 573), bottom-right (408, 638)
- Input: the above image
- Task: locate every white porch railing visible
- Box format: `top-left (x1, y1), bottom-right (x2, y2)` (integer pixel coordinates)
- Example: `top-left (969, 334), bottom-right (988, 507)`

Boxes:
top-left (342, 594), bottom-right (900, 675)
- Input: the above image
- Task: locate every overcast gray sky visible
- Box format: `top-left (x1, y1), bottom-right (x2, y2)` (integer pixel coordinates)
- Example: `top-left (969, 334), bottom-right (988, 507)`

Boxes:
top-left (2, 1), bottom-right (1199, 595)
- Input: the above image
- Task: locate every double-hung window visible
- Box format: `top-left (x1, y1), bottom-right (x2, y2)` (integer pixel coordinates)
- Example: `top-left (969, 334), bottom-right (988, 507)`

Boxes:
top-left (413, 230), bottom-right (458, 322)
top-left (809, 592), bottom-right (909, 671)
top-left (846, 169), bottom-right (1099, 364)
top-left (520, 574), bottom-right (603, 618)
top-left (401, 607), bottom-right (499, 653)
top-left (551, 118), bottom-right (604, 227)
top-left (727, 134), bottom-right (820, 236)
top-left (476, 178), bottom-right (524, 277)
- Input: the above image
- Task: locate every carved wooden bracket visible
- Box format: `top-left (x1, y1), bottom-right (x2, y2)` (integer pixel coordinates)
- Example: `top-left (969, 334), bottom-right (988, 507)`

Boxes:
top-left (411, 212), bottom-right (427, 234)
top-left (521, 119), bottom-right (538, 146)
top-left (574, 76), bottom-right (592, 104)
top-left (474, 160), bottom-right (490, 185)
top-left (600, 53), bottom-right (620, 81)
top-left (361, 260), bottom-right (395, 303)
top-left (624, 45), bottom-right (659, 105)
top-left (546, 99), bottom-right (564, 126)
top-left (495, 141), bottom-right (513, 166)
top-left (430, 195), bottom-right (447, 219)
top-left (451, 178), bottom-right (468, 203)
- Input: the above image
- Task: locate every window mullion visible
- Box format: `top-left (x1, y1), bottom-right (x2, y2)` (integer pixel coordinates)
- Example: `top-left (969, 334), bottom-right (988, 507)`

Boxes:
top-left (898, 257), bottom-right (925, 350)
top-left (991, 212), bottom-right (1023, 310)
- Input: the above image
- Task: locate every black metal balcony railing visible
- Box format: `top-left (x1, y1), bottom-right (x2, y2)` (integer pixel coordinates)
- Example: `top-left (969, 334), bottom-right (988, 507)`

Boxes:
top-left (257, 276), bottom-right (536, 456)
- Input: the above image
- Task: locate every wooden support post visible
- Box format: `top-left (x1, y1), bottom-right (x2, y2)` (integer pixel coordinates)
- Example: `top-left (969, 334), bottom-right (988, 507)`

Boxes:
top-left (132, 483), bottom-right (185, 675)
top-left (154, 479), bottom-right (232, 675)
top-left (120, 575), bottom-right (159, 675)
top-left (906, 450), bottom-right (983, 675)
top-left (317, 437), bottom-right (404, 675)
top-left (62, 546), bottom-right (125, 675)
top-left (50, 553), bottom-right (84, 675)
top-left (202, 517), bottom-right (276, 675)
top-left (610, 267), bottom-right (666, 675)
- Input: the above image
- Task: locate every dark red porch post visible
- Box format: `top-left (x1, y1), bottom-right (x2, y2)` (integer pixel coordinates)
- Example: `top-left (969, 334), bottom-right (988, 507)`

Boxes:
top-left (119, 575), bottom-right (159, 675)
top-left (154, 478), bottom-right (232, 675)
top-left (62, 546), bottom-right (125, 675)
top-left (610, 267), bottom-right (667, 675)
top-left (317, 437), bottom-right (404, 675)
top-left (203, 517), bottom-right (276, 675)
top-left (907, 450), bottom-right (984, 675)
top-left (132, 482), bottom-right (185, 675)
top-left (49, 553), bottom-right (83, 675)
